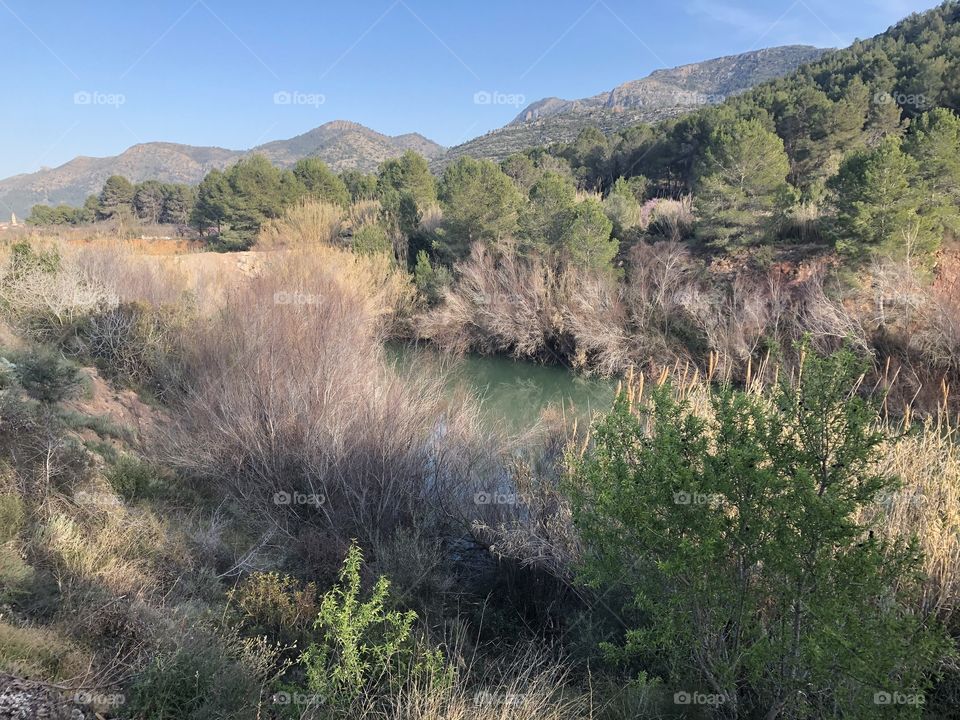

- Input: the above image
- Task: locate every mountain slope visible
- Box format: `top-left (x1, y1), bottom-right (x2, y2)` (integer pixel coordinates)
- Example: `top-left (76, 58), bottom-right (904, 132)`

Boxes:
top-left (443, 45), bottom-right (828, 165)
top-left (0, 122), bottom-right (445, 218)
top-left (251, 120), bottom-right (444, 170)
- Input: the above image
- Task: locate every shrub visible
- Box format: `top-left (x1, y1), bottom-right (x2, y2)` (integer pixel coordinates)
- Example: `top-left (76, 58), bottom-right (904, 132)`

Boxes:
top-left (0, 492), bottom-right (24, 543)
top-left (352, 222), bottom-right (393, 257)
top-left (228, 571), bottom-right (317, 648)
top-left (127, 627), bottom-right (279, 720)
top-left (298, 543), bottom-right (450, 714)
top-left (568, 347), bottom-right (951, 718)
top-left (259, 199), bottom-right (343, 248)
top-left (0, 241), bottom-right (115, 343)
top-left (104, 454), bottom-right (171, 502)
top-left (413, 250), bottom-right (451, 305)
top-left (12, 347), bottom-right (81, 404)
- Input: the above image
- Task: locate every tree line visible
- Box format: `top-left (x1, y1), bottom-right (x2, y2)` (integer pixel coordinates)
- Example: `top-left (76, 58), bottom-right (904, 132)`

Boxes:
top-left (27, 176), bottom-right (196, 228)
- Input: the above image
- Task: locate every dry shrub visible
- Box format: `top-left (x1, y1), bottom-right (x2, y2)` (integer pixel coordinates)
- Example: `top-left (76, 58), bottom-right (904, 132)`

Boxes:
top-left (0, 244), bottom-right (116, 343)
top-left (782, 200), bottom-right (823, 242)
top-left (418, 243), bottom-right (632, 374)
top-left (623, 241), bottom-right (705, 366)
top-left (161, 248), bottom-right (495, 553)
top-left (559, 270), bottom-right (629, 375)
top-left (348, 627), bottom-right (591, 720)
top-left (258, 199), bottom-right (343, 248)
top-left (649, 196), bottom-right (693, 242)
top-left (382, 661), bottom-right (589, 720)
top-left (70, 240), bottom-right (191, 307)
top-left (418, 244), bottom-right (559, 359)
top-left (418, 204), bottom-right (444, 235)
top-left (349, 199), bottom-right (383, 232)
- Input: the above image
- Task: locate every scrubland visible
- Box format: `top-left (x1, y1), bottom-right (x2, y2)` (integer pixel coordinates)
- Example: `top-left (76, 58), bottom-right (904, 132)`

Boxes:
top-left (0, 223), bottom-right (958, 719)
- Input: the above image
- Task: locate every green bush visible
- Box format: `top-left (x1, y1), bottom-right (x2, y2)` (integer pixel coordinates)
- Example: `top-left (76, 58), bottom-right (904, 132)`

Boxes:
top-left (0, 492), bottom-right (24, 543)
top-left (568, 347), bottom-right (952, 718)
top-left (413, 250), bottom-right (451, 305)
top-left (13, 347), bottom-right (81, 404)
top-left (298, 543), bottom-right (450, 713)
top-left (351, 223), bottom-right (392, 257)
top-left (4, 241), bottom-right (60, 280)
top-left (104, 454), bottom-right (169, 501)
top-left (127, 630), bottom-right (264, 720)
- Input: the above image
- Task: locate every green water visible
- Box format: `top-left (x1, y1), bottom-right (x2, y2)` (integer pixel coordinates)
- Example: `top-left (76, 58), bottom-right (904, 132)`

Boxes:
top-left (389, 343), bottom-right (615, 432)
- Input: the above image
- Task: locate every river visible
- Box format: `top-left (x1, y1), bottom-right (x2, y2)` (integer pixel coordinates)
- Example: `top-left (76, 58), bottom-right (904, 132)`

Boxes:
top-left (389, 343), bottom-right (616, 433)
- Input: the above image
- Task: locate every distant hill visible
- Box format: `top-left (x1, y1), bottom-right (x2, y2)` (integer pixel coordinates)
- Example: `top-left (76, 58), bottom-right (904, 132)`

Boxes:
top-left (441, 45), bottom-right (828, 165)
top-left (0, 122), bottom-right (446, 218)
top-left (251, 120), bottom-right (444, 169)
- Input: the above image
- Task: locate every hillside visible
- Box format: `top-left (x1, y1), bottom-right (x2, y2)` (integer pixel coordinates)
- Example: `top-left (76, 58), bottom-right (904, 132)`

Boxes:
top-left (251, 120), bottom-right (444, 170)
top-left (0, 122), bottom-right (445, 218)
top-left (442, 45), bottom-right (828, 165)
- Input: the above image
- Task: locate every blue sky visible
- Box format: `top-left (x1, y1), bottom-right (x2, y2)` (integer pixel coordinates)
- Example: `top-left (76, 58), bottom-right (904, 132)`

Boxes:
top-left (0, 0), bottom-right (941, 179)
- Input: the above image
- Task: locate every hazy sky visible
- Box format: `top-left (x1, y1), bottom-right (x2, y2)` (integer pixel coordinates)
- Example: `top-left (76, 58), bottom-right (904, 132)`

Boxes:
top-left (0, 0), bottom-right (942, 178)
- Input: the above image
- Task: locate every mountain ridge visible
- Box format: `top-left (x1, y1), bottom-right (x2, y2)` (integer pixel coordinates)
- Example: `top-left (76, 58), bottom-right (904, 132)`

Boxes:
top-left (442, 45), bottom-right (829, 166)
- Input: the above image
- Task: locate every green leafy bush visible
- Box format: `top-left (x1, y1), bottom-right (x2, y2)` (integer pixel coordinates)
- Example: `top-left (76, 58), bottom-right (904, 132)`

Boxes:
top-left (127, 627), bottom-right (275, 720)
top-left (104, 454), bottom-right (170, 501)
top-left (568, 347), bottom-right (952, 718)
top-left (13, 347), bottom-right (81, 404)
top-left (298, 543), bottom-right (451, 713)
top-left (351, 223), bottom-right (392, 257)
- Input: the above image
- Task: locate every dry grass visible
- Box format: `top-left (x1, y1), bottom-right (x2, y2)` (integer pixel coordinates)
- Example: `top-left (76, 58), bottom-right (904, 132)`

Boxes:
top-left (349, 199), bottom-right (384, 232)
top-left (649, 196), bottom-right (693, 242)
top-left (259, 199), bottom-right (344, 248)
top-left (0, 621), bottom-right (92, 682)
top-left (868, 413), bottom-right (960, 627)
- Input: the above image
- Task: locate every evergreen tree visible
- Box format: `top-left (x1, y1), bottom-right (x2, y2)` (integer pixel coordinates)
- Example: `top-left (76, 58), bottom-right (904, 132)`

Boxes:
top-left (560, 198), bottom-right (616, 270)
top-left (292, 158), bottom-right (350, 207)
top-left (905, 107), bottom-right (960, 233)
top-left (693, 118), bottom-right (794, 247)
top-left (98, 175), bottom-right (135, 219)
top-left (829, 135), bottom-right (936, 261)
top-left (437, 157), bottom-right (523, 261)
top-left (519, 171), bottom-right (576, 253)
top-left (133, 180), bottom-right (166, 224)
top-left (192, 169), bottom-right (231, 235)
top-left (377, 151), bottom-right (436, 237)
